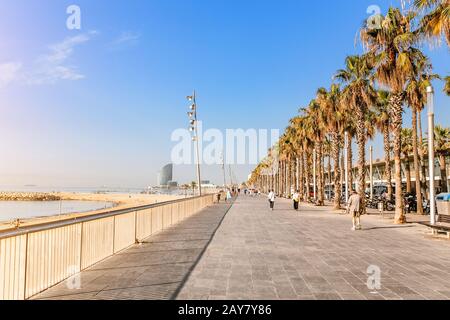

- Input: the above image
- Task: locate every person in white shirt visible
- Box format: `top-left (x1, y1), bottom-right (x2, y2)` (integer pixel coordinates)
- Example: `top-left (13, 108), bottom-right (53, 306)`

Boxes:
top-left (268, 190), bottom-right (275, 211)
top-left (292, 190), bottom-right (300, 211)
top-left (346, 190), bottom-right (362, 231)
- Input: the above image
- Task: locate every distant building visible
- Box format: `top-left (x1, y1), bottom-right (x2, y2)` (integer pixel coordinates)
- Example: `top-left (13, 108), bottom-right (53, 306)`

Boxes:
top-left (157, 164), bottom-right (173, 187)
top-left (168, 181), bottom-right (178, 188)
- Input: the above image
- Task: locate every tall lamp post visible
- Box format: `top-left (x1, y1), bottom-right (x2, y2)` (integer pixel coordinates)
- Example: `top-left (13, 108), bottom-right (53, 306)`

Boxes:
top-left (344, 131), bottom-right (349, 203)
top-left (370, 146), bottom-right (374, 201)
top-left (220, 152), bottom-right (227, 189)
top-left (313, 148), bottom-right (317, 201)
top-left (427, 86), bottom-right (436, 225)
top-left (187, 91), bottom-right (202, 196)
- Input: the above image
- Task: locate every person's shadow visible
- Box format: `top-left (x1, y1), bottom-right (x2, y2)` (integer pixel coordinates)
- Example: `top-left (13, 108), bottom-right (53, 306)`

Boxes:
top-left (364, 225), bottom-right (415, 231)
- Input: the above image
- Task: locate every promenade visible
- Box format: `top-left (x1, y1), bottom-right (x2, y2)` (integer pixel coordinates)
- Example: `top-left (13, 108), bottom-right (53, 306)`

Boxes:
top-left (33, 196), bottom-right (450, 300)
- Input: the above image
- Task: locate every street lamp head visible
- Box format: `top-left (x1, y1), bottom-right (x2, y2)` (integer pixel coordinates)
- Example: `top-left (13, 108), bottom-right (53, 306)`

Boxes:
top-left (187, 111), bottom-right (194, 118)
top-left (192, 136), bottom-right (197, 142)
top-left (189, 104), bottom-right (196, 111)
top-left (189, 126), bottom-right (195, 132)
top-left (186, 96), bottom-right (193, 101)
top-left (190, 119), bottom-right (196, 126)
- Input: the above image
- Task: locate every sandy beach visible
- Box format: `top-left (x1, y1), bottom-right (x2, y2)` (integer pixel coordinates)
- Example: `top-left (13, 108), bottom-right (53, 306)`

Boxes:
top-left (0, 192), bottom-right (185, 232)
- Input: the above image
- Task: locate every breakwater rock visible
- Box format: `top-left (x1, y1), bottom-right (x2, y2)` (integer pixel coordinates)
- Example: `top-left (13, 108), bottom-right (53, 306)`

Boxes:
top-left (0, 192), bottom-right (62, 201)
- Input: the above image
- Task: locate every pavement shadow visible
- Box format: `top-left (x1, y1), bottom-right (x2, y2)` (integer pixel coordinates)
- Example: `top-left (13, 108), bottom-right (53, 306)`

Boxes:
top-left (32, 201), bottom-right (234, 301)
top-left (364, 225), bottom-right (416, 231)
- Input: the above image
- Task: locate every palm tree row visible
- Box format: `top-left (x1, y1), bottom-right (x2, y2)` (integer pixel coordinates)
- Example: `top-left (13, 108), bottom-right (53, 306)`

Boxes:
top-left (249, 3), bottom-right (449, 224)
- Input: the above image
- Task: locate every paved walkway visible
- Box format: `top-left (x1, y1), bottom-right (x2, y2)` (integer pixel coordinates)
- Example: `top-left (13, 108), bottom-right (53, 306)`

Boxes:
top-left (177, 196), bottom-right (450, 300)
top-left (34, 196), bottom-right (450, 300)
top-left (33, 202), bottom-right (232, 300)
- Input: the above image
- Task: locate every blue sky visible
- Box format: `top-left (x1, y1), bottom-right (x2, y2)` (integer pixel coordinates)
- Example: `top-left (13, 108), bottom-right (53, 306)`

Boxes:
top-left (0, 0), bottom-right (448, 188)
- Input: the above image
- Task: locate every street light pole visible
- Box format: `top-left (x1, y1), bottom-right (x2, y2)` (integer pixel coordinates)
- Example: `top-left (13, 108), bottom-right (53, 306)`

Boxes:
top-left (187, 91), bottom-right (202, 196)
top-left (370, 146), bottom-right (374, 201)
top-left (427, 86), bottom-right (436, 225)
top-left (344, 131), bottom-right (349, 203)
top-left (221, 152), bottom-right (227, 189)
top-left (313, 148), bottom-right (317, 201)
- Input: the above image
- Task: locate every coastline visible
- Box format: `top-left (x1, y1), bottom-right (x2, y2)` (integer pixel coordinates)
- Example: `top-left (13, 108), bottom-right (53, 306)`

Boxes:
top-left (0, 192), bottom-right (185, 232)
top-left (0, 192), bottom-right (62, 201)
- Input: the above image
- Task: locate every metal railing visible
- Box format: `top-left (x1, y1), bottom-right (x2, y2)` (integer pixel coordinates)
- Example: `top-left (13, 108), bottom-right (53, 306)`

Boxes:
top-left (0, 194), bottom-right (215, 300)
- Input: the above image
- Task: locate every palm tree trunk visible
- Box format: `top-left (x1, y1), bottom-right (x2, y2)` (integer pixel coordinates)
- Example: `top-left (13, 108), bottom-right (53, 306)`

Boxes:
top-left (405, 157), bottom-right (412, 193)
top-left (304, 152), bottom-right (310, 201)
top-left (347, 134), bottom-right (353, 191)
top-left (412, 110), bottom-right (424, 214)
top-left (356, 106), bottom-right (367, 214)
top-left (332, 131), bottom-right (342, 209)
top-left (287, 158), bottom-right (292, 197)
top-left (316, 142), bottom-right (324, 206)
top-left (294, 158), bottom-right (297, 190)
top-left (285, 160), bottom-right (288, 196)
top-left (280, 160), bottom-right (283, 196)
top-left (284, 160), bottom-right (287, 196)
top-left (276, 161), bottom-right (280, 195)
top-left (383, 125), bottom-right (393, 201)
top-left (272, 163), bottom-right (276, 192)
top-left (391, 93), bottom-right (406, 224)
top-left (284, 160), bottom-right (288, 196)
top-left (327, 154), bottom-right (332, 201)
top-left (278, 161), bottom-right (282, 196)
top-left (439, 154), bottom-right (448, 193)
top-left (321, 148), bottom-right (325, 203)
top-left (340, 152), bottom-right (344, 188)
top-left (299, 156), bottom-right (305, 201)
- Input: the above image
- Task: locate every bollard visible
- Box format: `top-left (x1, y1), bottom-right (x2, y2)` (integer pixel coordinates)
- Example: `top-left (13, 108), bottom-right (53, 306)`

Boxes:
top-left (378, 202), bottom-right (384, 217)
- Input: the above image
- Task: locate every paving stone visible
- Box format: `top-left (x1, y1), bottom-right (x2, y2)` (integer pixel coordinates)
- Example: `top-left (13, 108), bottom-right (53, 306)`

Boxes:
top-left (33, 196), bottom-right (450, 300)
top-left (180, 197), bottom-right (450, 300)
top-left (32, 202), bottom-right (232, 300)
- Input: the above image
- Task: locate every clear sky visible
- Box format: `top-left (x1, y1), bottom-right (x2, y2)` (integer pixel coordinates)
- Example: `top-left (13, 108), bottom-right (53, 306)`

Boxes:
top-left (0, 0), bottom-right (448, 188)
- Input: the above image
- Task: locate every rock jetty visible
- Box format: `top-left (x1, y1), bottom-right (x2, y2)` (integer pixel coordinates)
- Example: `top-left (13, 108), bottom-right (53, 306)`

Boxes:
top-left (0, 192), bottom-right (62, 201)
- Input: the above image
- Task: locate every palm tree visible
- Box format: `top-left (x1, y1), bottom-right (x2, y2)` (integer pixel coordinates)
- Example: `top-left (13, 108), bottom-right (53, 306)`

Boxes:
top-left (297, 116), bottom-right (314, 201)
top-left (401, 128), bottom-right (414, 193)
top-left (335, 55), bottom-right (376, 213)
top-left (373, 90), bottom-right (394, 201)
top-left (316, 85), bottom-right (344, 209)
top-left (280, 127), bottom-right (298, 197)
top-left (413, 0), bottom-right (450, 46)
top-left (434, 125), bottom-right (450, 193)
top-left (289, 116), bottom-right (305, 200)
top-left (361, 7), bottom-right (427, 224)
top-left (304, 100), bottom-right (327, 206)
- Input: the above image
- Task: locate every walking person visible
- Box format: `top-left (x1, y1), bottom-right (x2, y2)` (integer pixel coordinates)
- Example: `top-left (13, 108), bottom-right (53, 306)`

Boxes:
top-left (216, 192), bottom-right (221, 203)
top-left (346, 190), bottom-right (362, 231)
top-left (268, 190), bottom-right (275, 211)
top-left (293, 190), bottom-right (300, 211)
top-left (225, 189), bottom-right (232, 203)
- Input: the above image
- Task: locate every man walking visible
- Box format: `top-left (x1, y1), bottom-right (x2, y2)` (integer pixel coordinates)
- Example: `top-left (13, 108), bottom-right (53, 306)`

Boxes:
top-left (268, 190), bottom-right (275, 211)
top-left (293, 190), bottom-right (300, 211)
top-left (347, 190), bottom-right (362, 231)
top-left (225, 189), bottom-right (232, 203)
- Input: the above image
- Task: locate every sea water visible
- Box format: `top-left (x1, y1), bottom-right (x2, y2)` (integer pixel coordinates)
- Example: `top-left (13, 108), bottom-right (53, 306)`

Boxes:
top-left (0, 200), bottom-right (114, 222)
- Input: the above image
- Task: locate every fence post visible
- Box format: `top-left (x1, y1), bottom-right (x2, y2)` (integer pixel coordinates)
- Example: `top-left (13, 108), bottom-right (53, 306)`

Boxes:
top-left (23, 233), bottom-right (29, 300)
